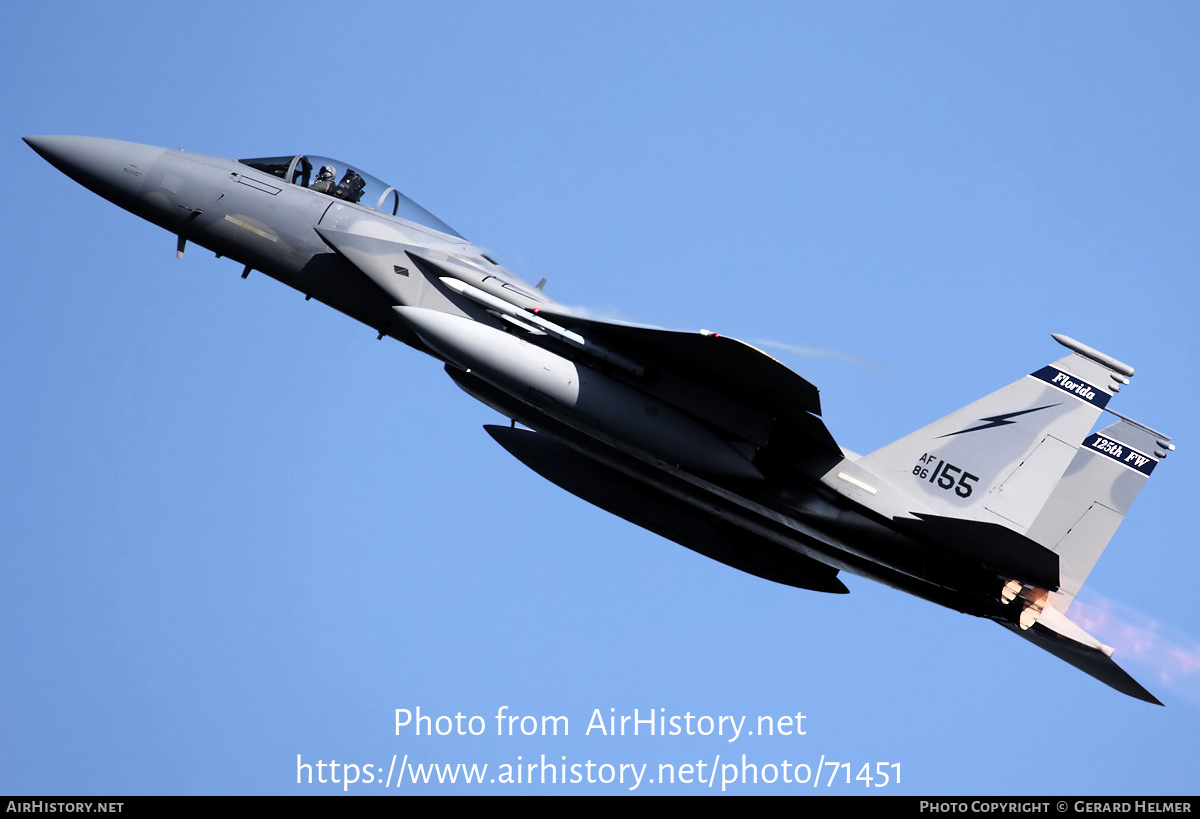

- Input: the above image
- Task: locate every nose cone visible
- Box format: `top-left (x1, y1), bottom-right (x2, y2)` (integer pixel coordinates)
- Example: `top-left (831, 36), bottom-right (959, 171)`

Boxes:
top-left (24, 135), bottom-right (167, 208)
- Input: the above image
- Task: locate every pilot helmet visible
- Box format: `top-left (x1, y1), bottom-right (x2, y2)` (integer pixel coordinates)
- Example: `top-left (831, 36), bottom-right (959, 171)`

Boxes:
top-left (317, 165), bottom-right (336, 180)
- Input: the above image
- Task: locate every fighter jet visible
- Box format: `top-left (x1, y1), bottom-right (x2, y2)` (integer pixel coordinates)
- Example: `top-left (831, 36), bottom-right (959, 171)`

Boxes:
top-left (24, 135), bottom-right (1174, 704)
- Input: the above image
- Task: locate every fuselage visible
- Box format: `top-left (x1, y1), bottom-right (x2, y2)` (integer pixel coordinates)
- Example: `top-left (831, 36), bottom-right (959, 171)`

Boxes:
top-left (26, 136), bottom-right (552, 356)
top-left (19, 136), bottom-right (1051, 626)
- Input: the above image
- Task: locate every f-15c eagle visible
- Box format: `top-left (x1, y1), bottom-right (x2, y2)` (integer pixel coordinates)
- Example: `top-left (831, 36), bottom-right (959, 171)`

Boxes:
top-left (26, 135), bottom-right (1174, 704)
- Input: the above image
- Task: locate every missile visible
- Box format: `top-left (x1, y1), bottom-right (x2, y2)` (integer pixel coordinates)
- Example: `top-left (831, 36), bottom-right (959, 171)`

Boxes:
top-left (437, 276), bottom-right (645, 377)
top-left (395, 306), bottom-right (762, 480)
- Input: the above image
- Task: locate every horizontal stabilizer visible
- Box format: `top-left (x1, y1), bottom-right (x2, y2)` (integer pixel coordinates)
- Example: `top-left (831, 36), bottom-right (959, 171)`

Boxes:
top-left (485, 424), bottom-right (848, 594)
top-left (897, 514), bottom-right (1060, 591)
top-left (999, 603), bottom-right (1160, 704)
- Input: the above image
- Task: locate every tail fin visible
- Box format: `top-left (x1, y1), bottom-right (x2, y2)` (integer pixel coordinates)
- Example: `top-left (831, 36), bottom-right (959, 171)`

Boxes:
top-left (1026, 416), bottom-right (1173, 614)
top-left (857, 335), bottom-right (1133, 531)
top-left (859, 335), bottom-right (1171, 703)
top-left (996, 415), bottom-right (1171, 704)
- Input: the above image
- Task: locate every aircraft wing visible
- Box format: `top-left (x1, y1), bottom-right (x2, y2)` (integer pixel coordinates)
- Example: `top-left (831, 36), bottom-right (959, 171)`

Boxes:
top-left (536, 309), bottom-right (822, 418)
top-left (535, 309), bottom-right (842, 460)
top-left (485, 423), bottom-right (848, 593)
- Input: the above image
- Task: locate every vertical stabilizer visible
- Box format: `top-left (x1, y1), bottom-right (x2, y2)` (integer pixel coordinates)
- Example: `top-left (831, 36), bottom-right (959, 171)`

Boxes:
top-left (858, 336), bottom-right (1133, 531)
top-left (1026, 417), bottom-right (1172, 614)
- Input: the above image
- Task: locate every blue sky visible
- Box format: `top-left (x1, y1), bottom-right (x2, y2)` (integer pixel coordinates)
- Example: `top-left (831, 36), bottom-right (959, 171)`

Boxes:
top-left (4, 1), bottom-right (1198, 795)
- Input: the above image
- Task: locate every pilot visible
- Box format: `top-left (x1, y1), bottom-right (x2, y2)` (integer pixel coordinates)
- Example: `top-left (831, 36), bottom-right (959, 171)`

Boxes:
top-left (311, 165), bottom-right (337, 195)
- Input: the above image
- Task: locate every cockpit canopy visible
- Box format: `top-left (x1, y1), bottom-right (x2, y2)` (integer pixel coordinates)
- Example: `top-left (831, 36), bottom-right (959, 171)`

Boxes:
top-left (237, 154), bottom-right (462, 238)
